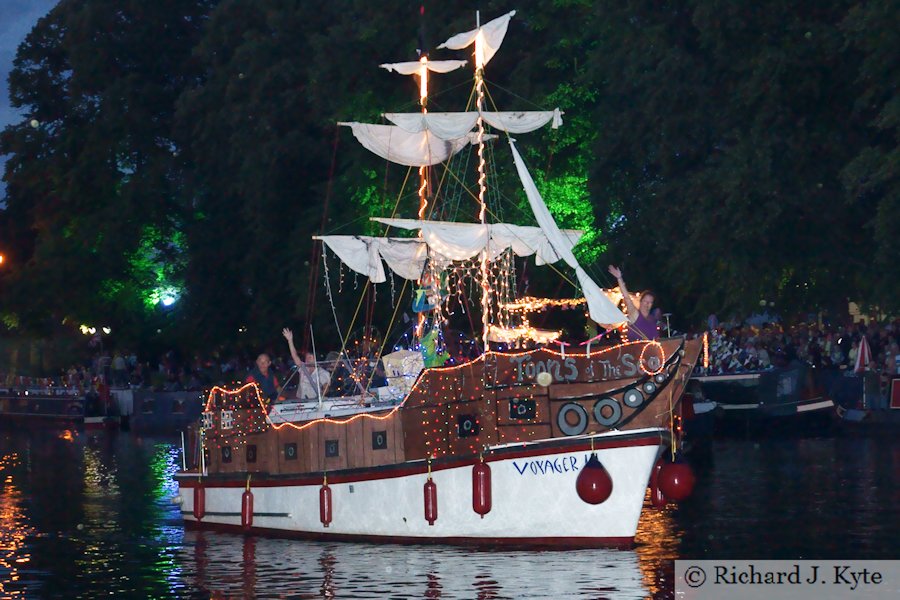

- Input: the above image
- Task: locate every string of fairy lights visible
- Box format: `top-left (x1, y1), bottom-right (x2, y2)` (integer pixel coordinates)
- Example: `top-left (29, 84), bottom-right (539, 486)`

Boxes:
top-left (198, 340), bottom-right (672, 460)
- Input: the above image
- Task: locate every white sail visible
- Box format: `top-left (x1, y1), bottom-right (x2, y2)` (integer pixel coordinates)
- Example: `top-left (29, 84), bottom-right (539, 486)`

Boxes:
top-left (507, 139), bottom-right (627, 327)
top-left (338, 123), bottom-right (478, 167)
top-left (373, 218), bottom-right (582, 265)
top-left (437, 10), bottom-right (516, 67)
top-left (379, 60), bottom-right (467, 75)
top-left (315, 236), bottom-right (427, 283)
top-left (383, 109), bottom-right (562, 139)
top-left (316, 221), bottom-right (586, 284)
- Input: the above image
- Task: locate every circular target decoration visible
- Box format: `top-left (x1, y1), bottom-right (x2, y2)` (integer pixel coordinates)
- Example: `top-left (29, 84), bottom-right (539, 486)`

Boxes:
top-left (642, 381), bottom-right (657, 395)
top-left (623, 388), bottom-right (644, 408)
top-left (654, 372), bottom-right (667, 384)
top-left (593, 398), bottom-right (622, 427)
top-left (557, 403), bottom-right (589, 436)
top-left (639, 341), bottom-right (666, 376)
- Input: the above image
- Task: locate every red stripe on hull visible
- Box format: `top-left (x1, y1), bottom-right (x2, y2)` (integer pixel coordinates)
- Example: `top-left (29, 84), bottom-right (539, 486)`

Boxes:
top-left (184, 520), bottom-right (635, 549)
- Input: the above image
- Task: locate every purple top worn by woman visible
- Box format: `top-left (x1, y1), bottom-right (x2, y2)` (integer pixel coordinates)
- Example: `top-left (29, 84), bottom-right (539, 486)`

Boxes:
top-left (627, 312), bottom-right (659, 341)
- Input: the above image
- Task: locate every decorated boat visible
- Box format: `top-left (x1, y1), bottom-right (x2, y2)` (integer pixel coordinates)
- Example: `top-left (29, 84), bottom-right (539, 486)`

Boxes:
top-left (174, 10), bottom-right (701, 547)
top-left (0, 383), bottom-right (119, 430)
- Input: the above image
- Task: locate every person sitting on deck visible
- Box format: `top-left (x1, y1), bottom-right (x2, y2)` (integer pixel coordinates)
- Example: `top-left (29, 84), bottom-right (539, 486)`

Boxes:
top-left (246, 353), bottom-right (280, 403)
top-left (607, 265), bottom-right (660, 341)
top-left (282, 328), bottom-right (331, 400)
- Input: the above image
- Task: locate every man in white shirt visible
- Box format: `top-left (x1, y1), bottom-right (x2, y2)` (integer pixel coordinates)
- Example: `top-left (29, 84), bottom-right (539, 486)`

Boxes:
top-left (282, 328), bottom-right (330, 400)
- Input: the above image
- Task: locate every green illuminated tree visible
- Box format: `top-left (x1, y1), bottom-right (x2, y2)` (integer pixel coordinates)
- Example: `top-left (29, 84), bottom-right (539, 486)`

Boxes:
top-left (1, 0), bottom-right (215, 347)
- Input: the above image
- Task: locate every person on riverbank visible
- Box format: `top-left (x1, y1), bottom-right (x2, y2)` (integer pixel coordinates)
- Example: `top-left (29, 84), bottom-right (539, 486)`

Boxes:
top-left (607, 265), bottom-right (659, 341)
top-left (246, 353), bottom-right (280, 403)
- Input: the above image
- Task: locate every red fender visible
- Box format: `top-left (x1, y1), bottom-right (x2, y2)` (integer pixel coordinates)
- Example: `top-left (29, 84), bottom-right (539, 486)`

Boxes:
top-left (241, 489), bottom-right (254, 529)
top-left (192, 485), bottom-right (206, 521)
top-left (319, 483), bottom-right (332, 527)
top-left (472, 462), bottom-right (492, 518)
top-left (649, 459), bottom-right (667, 509)
top-left (424, 478), bottom-right (438, 525)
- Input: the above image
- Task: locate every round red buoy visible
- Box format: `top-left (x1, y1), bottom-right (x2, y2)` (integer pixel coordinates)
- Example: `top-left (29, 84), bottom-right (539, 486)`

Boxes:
top-left (658, 461), bottom-right (696, 502)
top-left (424, 478), bottom-right (438, 525)
top-left (576, 453), bottom-right (613, 504)
top-left (319, 482), bottom-right (332, 527)
top-left (472, 461), bottom-right (492, 518)
top-left (241, 488), bottom-right (254, 529)
top-left (649, 459), bottom-right (667, 509)
top-left (193, 485), bottom-right (206, 521)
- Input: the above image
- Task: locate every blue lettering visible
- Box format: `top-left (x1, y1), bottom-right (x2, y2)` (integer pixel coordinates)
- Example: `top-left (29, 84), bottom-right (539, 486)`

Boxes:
top-left (512, 456), bottom-right (584, 477)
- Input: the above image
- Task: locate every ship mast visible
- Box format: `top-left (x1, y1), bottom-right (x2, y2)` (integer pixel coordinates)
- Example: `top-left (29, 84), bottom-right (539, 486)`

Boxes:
top-left (474, 11), bottom-right (492, 351)
top-left (415, 51), bottom-right (430, 340)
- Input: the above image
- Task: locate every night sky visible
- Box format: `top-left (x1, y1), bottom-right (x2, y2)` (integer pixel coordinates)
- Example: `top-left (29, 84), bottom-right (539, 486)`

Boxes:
top-left (0, 0), bottom-right (58, 198)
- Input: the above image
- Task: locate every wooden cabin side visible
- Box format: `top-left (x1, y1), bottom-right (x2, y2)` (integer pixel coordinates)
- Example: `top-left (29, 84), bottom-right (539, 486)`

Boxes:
top-left (192, 338), bottom-right (701, 476)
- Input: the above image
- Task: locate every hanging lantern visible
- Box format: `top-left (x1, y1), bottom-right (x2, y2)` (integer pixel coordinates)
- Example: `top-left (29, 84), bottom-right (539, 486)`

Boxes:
top-left (649, 459), bottom-right (667, 509)
top-left (192, 484), bottom-right (206, 521)
top-left (320, 475), bottom-right (333, 527)
top-left (576, 453), bottom-right (613, 504)
top-left (472, 458), bottom-right (492, 518)
top-left (424, 477), bottom-right (438, 525)
top-left (241, 478), bottom-right (254, 529)
top-left (658, 460), bottom-right (696, 502)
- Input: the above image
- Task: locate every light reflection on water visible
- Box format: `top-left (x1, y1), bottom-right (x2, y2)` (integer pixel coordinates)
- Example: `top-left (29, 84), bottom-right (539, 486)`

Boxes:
top-left (180, 532), bottom-right (651, 599)
top-left (1, 427), bottom-right (898, 598)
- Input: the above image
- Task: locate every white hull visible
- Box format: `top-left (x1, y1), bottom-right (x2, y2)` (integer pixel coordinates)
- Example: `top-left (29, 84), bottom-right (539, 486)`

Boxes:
top-left (177, 428), bottom-right (665, 546)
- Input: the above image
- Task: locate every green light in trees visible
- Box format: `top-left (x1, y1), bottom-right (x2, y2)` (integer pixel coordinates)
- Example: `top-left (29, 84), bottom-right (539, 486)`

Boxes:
top-left (532, 171), bottom-right (605, 263)
top-left (129, 226), bottom-right (185, 310)
top-left (148, 286), bottom-right (180, 307)
top-left (353, 169), bottom-right (388, 235)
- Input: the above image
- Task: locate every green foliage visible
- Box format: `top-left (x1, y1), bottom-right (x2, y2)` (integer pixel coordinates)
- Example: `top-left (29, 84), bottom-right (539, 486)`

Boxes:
top-left (0, 0), bottom-right (897, 362)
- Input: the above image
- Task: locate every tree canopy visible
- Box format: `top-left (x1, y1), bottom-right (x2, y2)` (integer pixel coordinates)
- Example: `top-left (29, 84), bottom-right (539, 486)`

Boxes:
top-left (1, 0), bottom-right (896, 357)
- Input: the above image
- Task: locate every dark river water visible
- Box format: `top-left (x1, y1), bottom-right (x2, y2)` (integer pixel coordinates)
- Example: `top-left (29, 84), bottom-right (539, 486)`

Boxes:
top-left (1, 426), bottom-right (898, 599)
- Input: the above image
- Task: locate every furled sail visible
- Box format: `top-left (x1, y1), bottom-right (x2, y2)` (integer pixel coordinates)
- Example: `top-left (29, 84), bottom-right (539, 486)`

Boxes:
top-left (338, 123), bottom-right (478, 167)
top-left (315, 236), bottom-right (427, 283)
top-left (383, 109), bottom-right (562, 139)
top-left (507, 139), bottom-right (627, 327)
top-left (379, 60), bottom-right (467, 75)
top-left (437, 10), bottom-right (516, 67)
top-left (372, 218), bottom-right (582, 265)
top-left (316, 221), bottom-right (586, 284)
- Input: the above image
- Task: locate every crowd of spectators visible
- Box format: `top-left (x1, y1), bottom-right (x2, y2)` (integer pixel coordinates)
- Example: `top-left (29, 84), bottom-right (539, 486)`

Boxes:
top-left (60, 350), bottom-right (290, 394)
top-left (696, 317), bottom-right (900, 391)
top-left (34, 316), bottom-right (900, 400)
